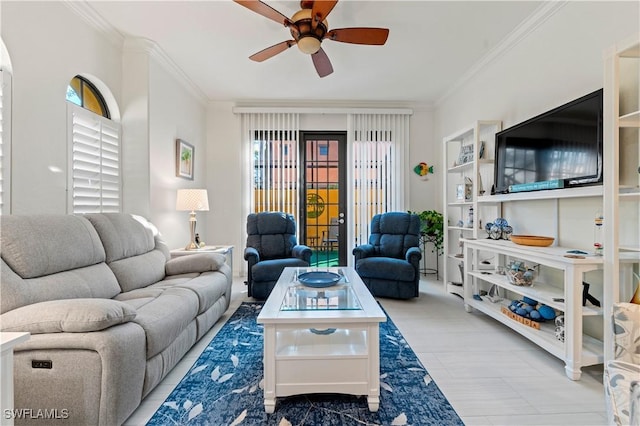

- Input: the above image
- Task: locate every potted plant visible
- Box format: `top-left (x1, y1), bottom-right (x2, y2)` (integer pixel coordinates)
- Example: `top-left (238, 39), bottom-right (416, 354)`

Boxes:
top-left (408, 210), bottom-right (444, 255)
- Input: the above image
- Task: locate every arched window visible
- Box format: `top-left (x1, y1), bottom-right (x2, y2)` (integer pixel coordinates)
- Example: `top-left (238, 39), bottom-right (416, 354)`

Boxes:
top-left (66, 75), bottom-right (120, 213)
top-left (66, 75), bottom-right (110, 118)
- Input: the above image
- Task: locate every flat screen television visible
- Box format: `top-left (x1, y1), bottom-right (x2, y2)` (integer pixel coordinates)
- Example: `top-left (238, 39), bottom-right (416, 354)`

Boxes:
top-left (493, 89), bottom-right (603, 194)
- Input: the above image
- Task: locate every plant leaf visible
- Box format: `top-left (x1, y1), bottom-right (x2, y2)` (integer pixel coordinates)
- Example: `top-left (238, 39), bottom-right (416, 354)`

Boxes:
top-left (210, 366), bottom-right (220, 381)
top-left (391, 412), bottom-right (408, 425)
top-left (163, 401), bottom-right (179, 410)
top-left (231, 354), bottom-right (239, 367)
top-left (187, 403), bottom-right (203, 421)
top-left (218, 373), bottom-right (234, 383)
top-left (380, 381), bottom-right (393, 392)
top-left (229, 409), bottom-right (247, 426)
top-left (183, 400), bottom-right (192, 410)
top-left (424, 374), bottom-right (433, 386)
top-left (279, 418), bottom-right (293, 426)
top-left (190, 365), bottom-right (207, 375)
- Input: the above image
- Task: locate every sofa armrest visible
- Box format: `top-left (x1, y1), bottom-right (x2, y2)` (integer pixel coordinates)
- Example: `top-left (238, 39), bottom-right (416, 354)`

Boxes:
top-left (353, 244), bottom-right (375, 261)
top-left (165, 253), bottom-right (225, 276)
top-left (292, 244), bottom-right (312, 262)
top-left (406, 246), bottom-right (422, 266)
top-left (0, 299), bottom-right (137, 334)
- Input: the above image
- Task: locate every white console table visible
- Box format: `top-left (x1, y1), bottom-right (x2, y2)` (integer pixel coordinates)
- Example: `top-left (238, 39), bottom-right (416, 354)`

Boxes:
top-left (1, 332), bottom-right (30, 426)
top-left (463, 239), bottom-right (604, 380)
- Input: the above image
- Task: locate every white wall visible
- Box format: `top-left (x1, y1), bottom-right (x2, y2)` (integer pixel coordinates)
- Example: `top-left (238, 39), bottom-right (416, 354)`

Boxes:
top-left (147, 52), bottom-right (207, 248)
top-left (434, 1), bottom-right (639, 251)
top-left (1, 1), bottom-right (208, 250)
top-left (1, 1), bottom-right (122, 214)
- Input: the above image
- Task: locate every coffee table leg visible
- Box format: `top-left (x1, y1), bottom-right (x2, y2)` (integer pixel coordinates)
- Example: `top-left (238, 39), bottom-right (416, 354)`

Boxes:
top-left (264, 399), bottom-right (276, 414)
top-left (368, 396), bottom-right (380, 412)
top-left (263, 326), bottom-right (276, 413)
top-left (368, 324), bottom-right (380, 412)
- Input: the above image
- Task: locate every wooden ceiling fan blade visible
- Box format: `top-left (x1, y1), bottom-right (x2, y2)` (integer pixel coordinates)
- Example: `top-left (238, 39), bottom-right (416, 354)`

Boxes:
top-left (326, 27), bottom-right (389, 45)
top-left (311, 0), bottom-right (338, 29)
top-left (311, 47), bottom-right (333, 78)
top-left (234, 0), bottom-right (292, 27)
top-left (249, 40), bottom-right (296, 62)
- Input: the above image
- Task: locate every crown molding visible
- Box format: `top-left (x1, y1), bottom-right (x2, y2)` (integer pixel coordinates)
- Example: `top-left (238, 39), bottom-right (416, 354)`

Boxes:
top-left (65, 1), bottom-right (208, 107)
top-left (435, 1), bottom-right (568, 106)
top-left (123, 38), bottom-right (208, 106)
top-left (63, 0), bottom-right (124, 47)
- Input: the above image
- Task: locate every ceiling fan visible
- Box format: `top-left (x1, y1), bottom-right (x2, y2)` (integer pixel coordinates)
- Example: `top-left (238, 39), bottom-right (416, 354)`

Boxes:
top-left (233, 0), bottom-right (389, 78)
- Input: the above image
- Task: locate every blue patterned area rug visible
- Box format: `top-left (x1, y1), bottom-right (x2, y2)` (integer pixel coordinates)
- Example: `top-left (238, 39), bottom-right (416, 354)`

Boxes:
top-left (147, 302), bottom-right (463, 425)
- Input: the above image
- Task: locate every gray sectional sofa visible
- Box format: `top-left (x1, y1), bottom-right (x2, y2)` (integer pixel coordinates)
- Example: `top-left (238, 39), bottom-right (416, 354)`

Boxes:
top-left (0, 213), bottom-right (233, 425)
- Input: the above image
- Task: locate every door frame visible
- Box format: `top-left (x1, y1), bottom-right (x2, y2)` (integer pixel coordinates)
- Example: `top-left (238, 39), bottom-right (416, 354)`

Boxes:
top-left (299, 131), bottom-right (348, 266)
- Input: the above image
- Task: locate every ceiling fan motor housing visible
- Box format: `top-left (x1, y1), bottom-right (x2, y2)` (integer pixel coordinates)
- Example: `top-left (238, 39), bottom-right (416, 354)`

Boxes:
top-left (291, 8), bottom-right (327, 54)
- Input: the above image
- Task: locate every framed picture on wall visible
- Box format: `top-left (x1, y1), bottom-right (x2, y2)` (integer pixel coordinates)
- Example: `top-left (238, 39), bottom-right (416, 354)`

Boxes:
top-left (176, 139), bottom-right (194, 180)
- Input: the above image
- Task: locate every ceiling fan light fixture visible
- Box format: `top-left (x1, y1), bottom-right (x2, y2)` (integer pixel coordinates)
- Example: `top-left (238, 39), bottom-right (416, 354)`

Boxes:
top-left (297, 36), bottom-right (321, 54)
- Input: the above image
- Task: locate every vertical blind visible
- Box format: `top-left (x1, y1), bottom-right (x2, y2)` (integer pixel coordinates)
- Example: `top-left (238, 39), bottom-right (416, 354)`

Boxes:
top-left (0, 70), bottom-right (9, 215)
top-left (348, 113), bottom-right (409, 249)
top-left (68, 104), bottom-right (121, 213)
top-left (241, 112), bottom-right (300, 217)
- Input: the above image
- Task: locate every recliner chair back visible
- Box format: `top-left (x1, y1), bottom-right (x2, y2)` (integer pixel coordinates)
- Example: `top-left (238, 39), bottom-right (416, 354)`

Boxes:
top-left (368, 212), bottom-right (421, 259)
top-left (246, 212), bottom-right (298, 259)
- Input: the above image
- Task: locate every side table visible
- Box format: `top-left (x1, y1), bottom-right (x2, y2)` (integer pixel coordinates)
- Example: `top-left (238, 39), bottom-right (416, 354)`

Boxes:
top-left (1, 332), bottom-right (30, 426)
top-left (170, 245), bottom-right (234, 272)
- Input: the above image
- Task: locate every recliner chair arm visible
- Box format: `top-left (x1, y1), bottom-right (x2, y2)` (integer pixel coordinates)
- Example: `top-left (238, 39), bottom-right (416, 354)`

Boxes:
top-left (353, 244), bottom-right (375, 261)
top-left (244, 246), bottom-right (260, 264)
top-left (292, 244), bottom-right (312, 262)
top-left (406, 246), bottom-right (422, 266)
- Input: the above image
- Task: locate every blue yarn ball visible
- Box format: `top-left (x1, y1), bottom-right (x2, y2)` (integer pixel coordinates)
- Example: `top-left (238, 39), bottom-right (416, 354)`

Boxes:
top-left (516, 308), bottom-right (528, 316)
top-left (538, 305), bottom-right (556, 320)
top-left (529, 310), bottom-right (542, 320)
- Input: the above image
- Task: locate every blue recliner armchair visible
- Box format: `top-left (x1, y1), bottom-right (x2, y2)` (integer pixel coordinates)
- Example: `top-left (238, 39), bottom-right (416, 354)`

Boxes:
top-left (244, 212), bottom-right (312, 300)
top-left (353, 212), bottom-right (422, 299)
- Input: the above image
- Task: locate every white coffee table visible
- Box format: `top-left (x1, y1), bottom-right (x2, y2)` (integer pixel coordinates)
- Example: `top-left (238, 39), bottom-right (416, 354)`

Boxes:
top-left (257, 267), bottom-right (386, 413)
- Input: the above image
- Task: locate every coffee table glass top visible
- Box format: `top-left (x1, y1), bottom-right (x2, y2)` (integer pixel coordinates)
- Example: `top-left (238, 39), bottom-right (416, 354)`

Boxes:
top-left (280, 268), bottom-right (362, 311)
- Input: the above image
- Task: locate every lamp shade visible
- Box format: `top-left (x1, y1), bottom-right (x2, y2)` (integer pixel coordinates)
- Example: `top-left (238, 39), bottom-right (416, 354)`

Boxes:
top-left (176, 189), bottom-right (209, 212)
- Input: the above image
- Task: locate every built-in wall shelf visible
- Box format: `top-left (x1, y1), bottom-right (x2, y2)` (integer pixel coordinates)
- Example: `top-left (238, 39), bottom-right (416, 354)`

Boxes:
top-left (619, 110), bottom-right (640, 127)
top-left (478, 185), bottom-right (603, 203)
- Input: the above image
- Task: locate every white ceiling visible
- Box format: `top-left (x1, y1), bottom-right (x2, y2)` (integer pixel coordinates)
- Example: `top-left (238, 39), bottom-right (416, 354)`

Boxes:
top-left (84, 0), bottom-right (543, 104)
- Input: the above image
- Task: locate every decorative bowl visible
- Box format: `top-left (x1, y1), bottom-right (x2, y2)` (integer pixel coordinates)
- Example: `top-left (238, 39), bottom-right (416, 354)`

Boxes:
top-left (510, 235), bottom-right (554, 247)
top-left (297, 271), bottom-right (341, 288)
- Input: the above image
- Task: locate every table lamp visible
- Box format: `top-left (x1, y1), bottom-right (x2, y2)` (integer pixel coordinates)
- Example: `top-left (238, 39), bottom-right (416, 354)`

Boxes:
top-left (176, 189), bottom-right (209, 250)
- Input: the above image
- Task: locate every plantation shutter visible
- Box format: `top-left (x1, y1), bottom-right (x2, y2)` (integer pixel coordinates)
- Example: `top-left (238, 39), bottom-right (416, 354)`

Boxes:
top-left (0, 70), bottom-right (10, 215)
top-left (348, 113), bottom-right (409, 248)
top-left (68, 103), bottom-right (121, 213)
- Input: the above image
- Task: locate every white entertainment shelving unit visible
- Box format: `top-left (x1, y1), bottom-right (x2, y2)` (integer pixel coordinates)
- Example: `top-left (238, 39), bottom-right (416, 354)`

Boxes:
top-left (603, 34), bottom-right (640, 362)
top-left (443, 121), bottom-right (502, 297)
top-left (463, 239), bottom-right (603, 380)
top-left (456, 33), bottom-right (640, 380)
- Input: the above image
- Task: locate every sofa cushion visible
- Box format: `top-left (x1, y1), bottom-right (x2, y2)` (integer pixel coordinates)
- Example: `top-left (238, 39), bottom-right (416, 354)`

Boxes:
top-left (356, 257), bottom-right (416, 282)
top-left (84, 213), bottom-right (156, 263)
top-left (121, 287), bottom-right (199, 358)
top-left (108, 250), bottom-right (168, 293)
top-left (1, 214), bottom-right (106, 279)
top-left (253, 258), bottom-right (308, 282)
top-left (0, 299), bottom-right (137, 334)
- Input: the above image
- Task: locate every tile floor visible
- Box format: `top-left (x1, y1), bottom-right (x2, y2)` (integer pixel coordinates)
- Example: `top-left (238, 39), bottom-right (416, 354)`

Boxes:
top-left (124, 275), bottom-right (607, 426)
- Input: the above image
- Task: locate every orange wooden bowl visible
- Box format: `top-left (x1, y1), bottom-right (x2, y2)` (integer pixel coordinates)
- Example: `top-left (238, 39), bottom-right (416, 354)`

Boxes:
top-left (510, 235), bottom-right (555, 247)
